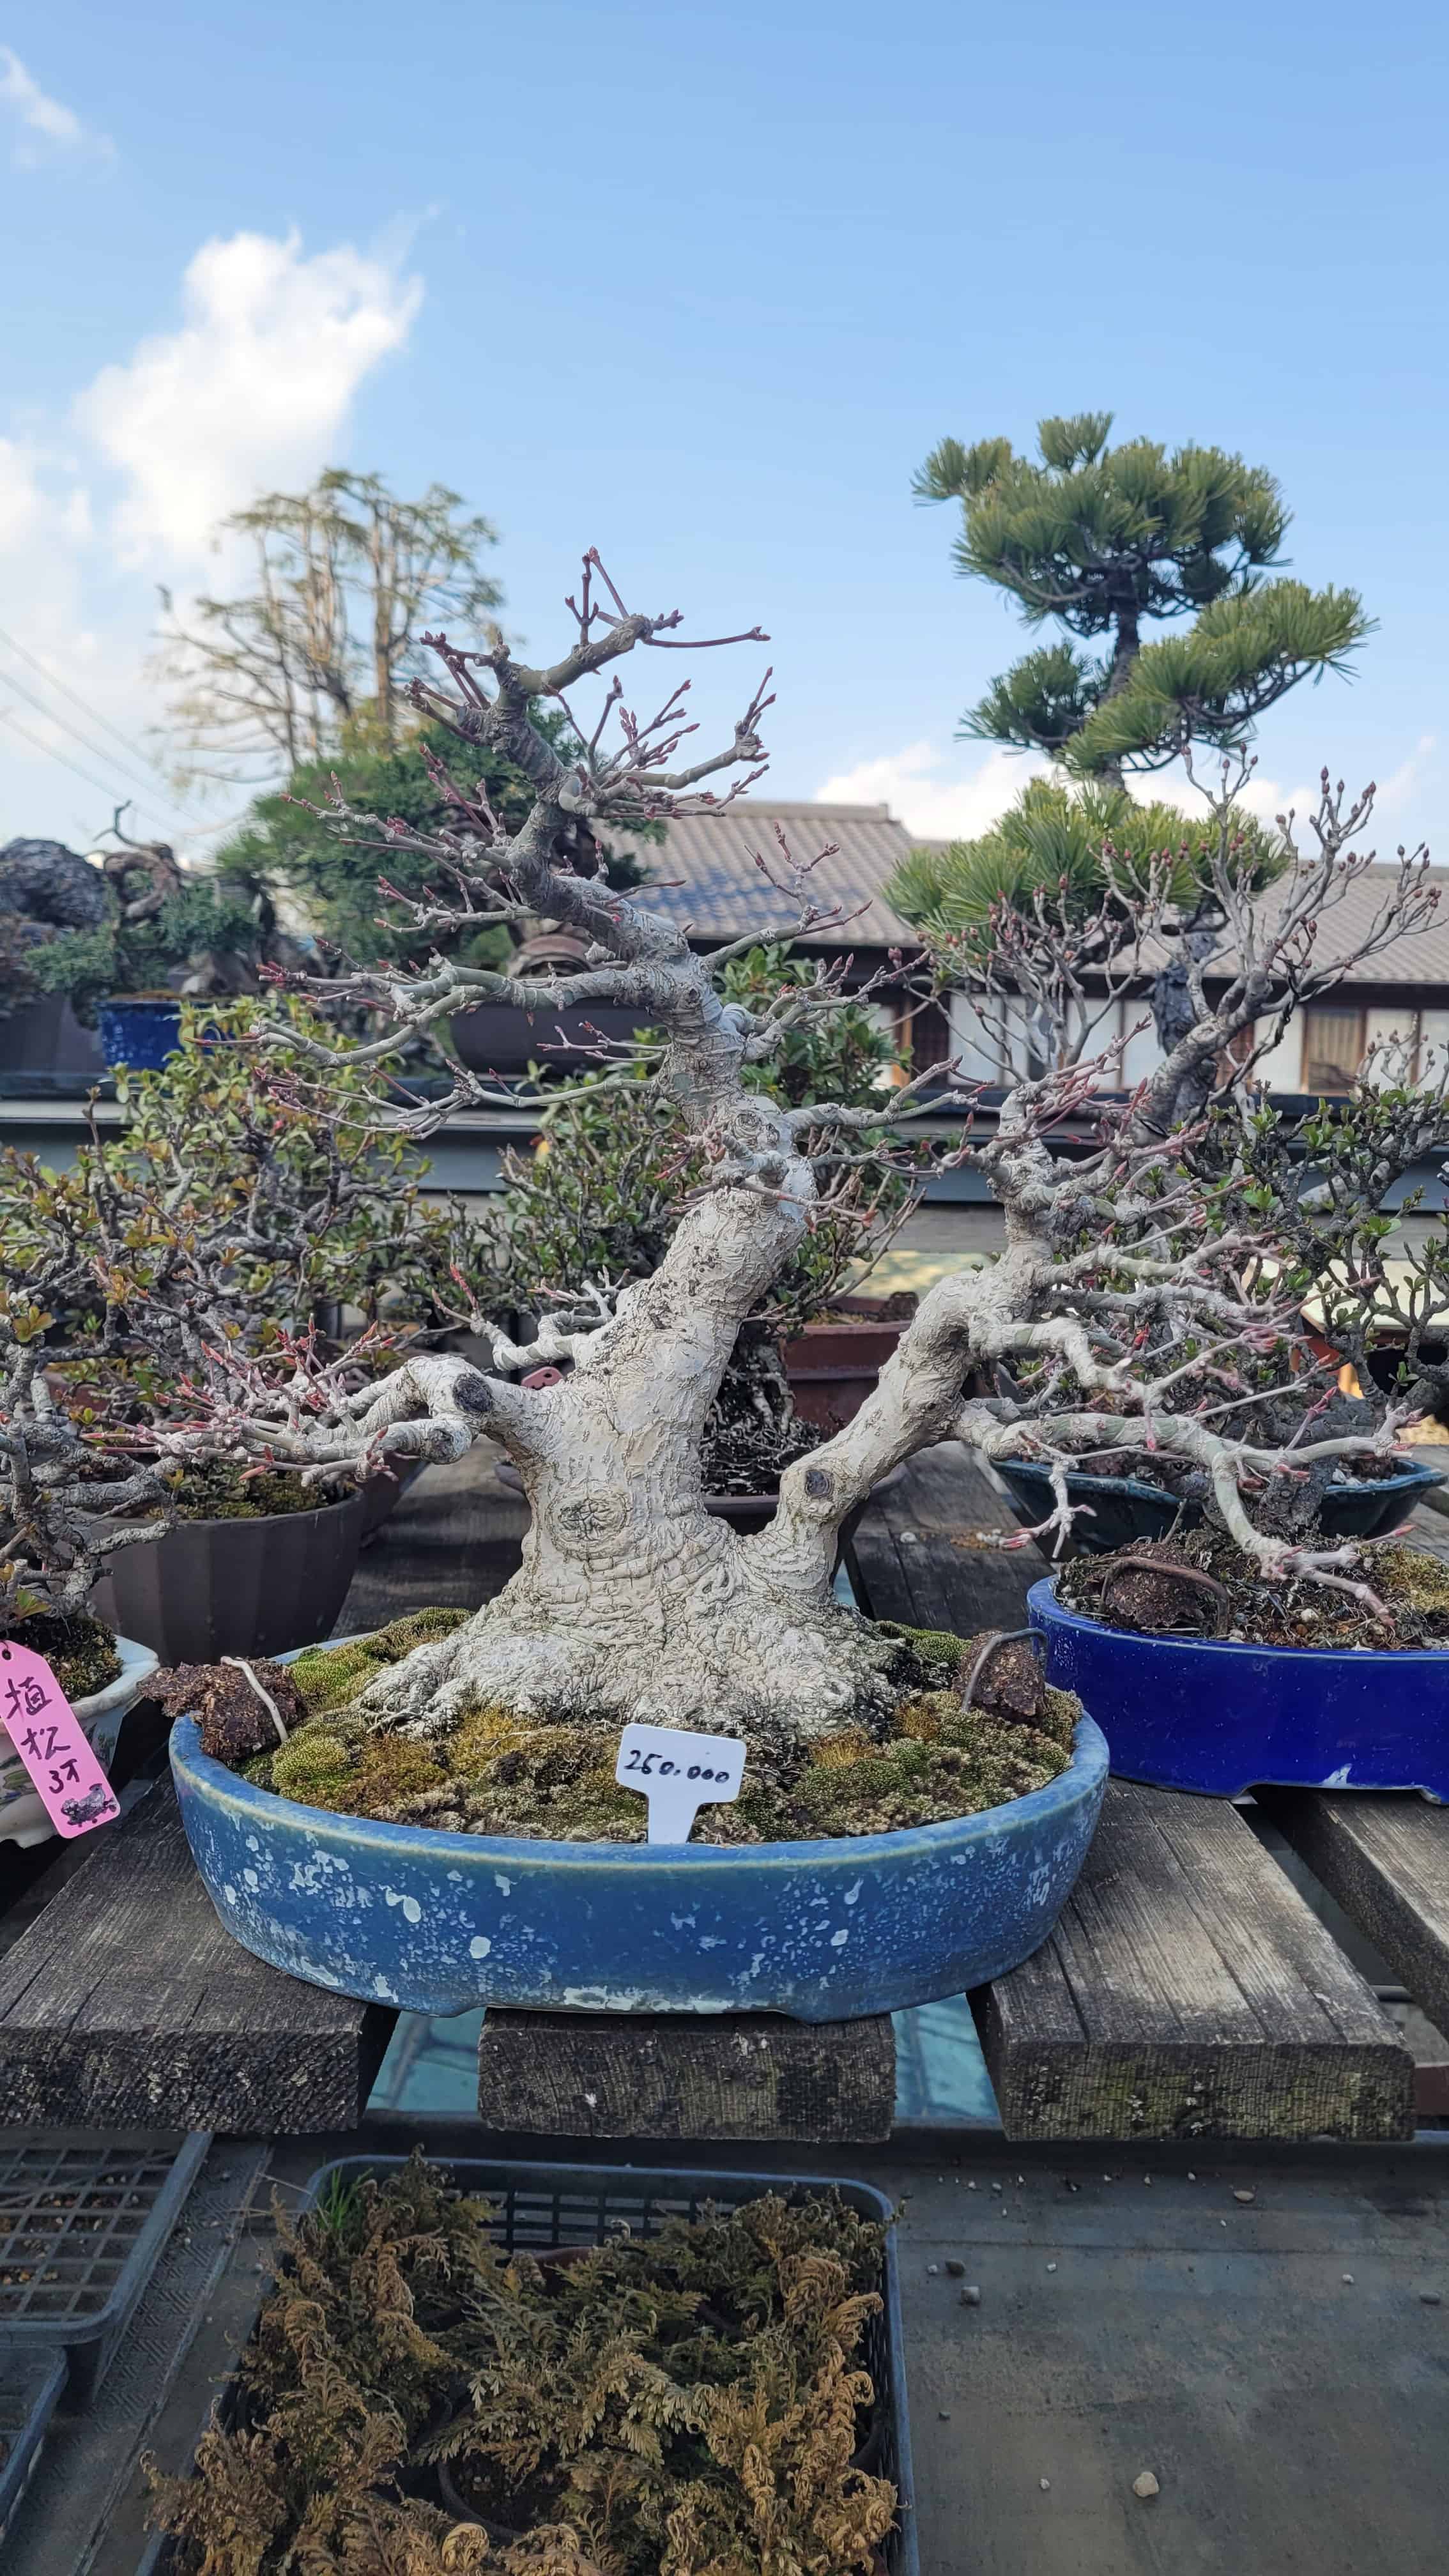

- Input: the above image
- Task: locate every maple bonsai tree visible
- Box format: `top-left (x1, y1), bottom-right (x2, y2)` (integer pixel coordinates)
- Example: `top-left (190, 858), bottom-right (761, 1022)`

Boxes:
top-left (117, 556), bottom-right (1449, 1747)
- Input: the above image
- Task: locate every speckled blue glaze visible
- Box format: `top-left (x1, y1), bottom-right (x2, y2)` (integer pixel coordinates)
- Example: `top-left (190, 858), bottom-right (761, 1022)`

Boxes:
top-left (169, 1711), bottom-right (1108, 2021)
top-left (1030, 1576), bottom-right (1449, 1800)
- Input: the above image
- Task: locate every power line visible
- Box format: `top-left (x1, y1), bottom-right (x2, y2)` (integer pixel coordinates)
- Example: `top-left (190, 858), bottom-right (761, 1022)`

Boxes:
top-left (0, 702), bottom-right (132, 806)
top-left (0, 621), bottom-right (174, 781)
top-left (0, 662), bottom-right (182, 818)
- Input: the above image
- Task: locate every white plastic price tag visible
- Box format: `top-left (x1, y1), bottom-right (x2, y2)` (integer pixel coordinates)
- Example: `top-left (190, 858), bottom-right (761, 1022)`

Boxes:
top-left (615, 1722), bottom-right (747, 1844)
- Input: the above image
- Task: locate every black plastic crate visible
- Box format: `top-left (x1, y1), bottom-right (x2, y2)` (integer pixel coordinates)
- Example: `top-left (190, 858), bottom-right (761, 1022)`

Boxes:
top-left (141, 2154), bottom-right (919, 2576)
top-left (0, 2345), bottom-right (66, 2548)
top-left (0, 2133), bottom-right (210, 2397)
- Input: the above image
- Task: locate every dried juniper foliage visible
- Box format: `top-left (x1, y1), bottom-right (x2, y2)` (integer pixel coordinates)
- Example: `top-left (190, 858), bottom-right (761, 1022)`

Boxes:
top-left (145, 2159), bottom-right (896, 2576)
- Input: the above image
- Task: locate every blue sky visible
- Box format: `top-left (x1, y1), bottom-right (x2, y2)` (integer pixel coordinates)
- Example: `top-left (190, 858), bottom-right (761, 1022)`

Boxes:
top-left (2, 0), bottom-right (1446, 856)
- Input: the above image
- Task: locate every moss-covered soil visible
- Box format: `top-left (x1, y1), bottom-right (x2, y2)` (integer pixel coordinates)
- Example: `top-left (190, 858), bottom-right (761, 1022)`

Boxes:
top-left (225, 1609), bottom-right (1078, 1843)
top-left (146, 2157), bottom-right (898, 2576)
top-left (1059, 1531), bottom-right (1449, 1650)
top-left (120, 1459), bottom-right (347, 1522)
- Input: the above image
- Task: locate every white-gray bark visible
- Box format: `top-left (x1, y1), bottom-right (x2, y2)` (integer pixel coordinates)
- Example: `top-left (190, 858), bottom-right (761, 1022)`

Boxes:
top-left (144, 591), bottom-right (1449, 1724)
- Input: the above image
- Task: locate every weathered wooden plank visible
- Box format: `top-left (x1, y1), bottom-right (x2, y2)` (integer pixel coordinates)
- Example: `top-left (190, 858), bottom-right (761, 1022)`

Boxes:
top-left (850, 1441), bottom-right (1041, 1635)
top-left (477, 2007), bottom-right (896, 2141)
top-left (1259, 1789), bottom-right (1449, 2043)
top-left (972, 1780), bottom-right (1414, 2142)
top-left (0, 1779), bottom-right (394, 2132)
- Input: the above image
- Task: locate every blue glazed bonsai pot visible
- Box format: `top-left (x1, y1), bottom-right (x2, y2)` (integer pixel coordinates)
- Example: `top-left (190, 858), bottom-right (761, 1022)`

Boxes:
top-left (997, 1452), bottom-right (1445, 1554)
top-left (1029, 1575), bottom-right (1449, 1800)
top-left (169, 1707), bottom-right (1109, 2021)
top-left (97, 995), bottom-right (183, 1070)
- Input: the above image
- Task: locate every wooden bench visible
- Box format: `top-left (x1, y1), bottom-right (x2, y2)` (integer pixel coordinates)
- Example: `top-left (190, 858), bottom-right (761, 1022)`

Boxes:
top-left (848, 1444), bottom-right (1415, 2143)
top-left (4, 1438), bottom-right (1444, 2147)
top-left (0, 1781), bottom-right (394, 2132)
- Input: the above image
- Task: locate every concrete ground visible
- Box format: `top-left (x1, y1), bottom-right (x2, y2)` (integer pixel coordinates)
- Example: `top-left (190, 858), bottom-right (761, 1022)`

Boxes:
top-left (24, 2129), bottom-right (1446, 2576)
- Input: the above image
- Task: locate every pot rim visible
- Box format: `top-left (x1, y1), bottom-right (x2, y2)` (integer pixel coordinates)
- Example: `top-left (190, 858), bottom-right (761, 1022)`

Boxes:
top-left (1001, 1453), bottom-right (1446, 1502)
top-left (1030, 1572), bottom-right (1449, 1666)
top-left (90, 1485), bottom-right (367, 1537)
top-left (170, 1696), bottom-right (1108, 1873)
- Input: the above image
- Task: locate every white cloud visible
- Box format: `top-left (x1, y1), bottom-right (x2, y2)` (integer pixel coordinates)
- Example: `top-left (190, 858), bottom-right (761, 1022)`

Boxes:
top-left (0, 48), bottom-right (112, 166)
top-left (815, 739), bottom-right (1050, 843)
top-left (0, 227), bottom-right (424, 849)
top-left (74, 230), bottom-right (422, 564)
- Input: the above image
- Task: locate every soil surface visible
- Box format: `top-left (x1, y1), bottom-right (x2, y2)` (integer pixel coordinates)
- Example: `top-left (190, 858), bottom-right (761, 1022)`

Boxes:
top-left (0, 1608), bottom-right (120, 1700)
top-left (211, 1609), bottom-right (1081, 1842)
top-left (1059, 1531), bottom-right (1449, 1651)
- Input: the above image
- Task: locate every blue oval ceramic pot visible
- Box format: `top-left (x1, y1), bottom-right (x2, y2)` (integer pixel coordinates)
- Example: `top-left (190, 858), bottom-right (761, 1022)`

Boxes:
top-left (97, 996), bottom-right (182, 1070)
top-left (997, 1453), bottom-right (1445, 1553)
top-left (1029, 1575), bottom-right (1449, 1800)
top-left (169, 1709), bottom-right (1108, 2021)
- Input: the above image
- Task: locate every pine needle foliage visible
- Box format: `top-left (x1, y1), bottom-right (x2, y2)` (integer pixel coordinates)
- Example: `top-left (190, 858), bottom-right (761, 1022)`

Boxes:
top-left (145, 2159), bottom-right (898, 2576)
top-left (914, 413), bottom-right (1370, 775)
top-left (885, 775), bottom-right (1287, 972)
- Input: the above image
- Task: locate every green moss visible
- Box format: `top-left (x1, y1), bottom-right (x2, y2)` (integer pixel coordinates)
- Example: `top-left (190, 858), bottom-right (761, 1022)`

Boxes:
top-left (250, 1605), bottom-right (1075, 1843)
top-left (792, 1716), bottom-right (1070, 1835)
top-left (352, 1732), bottom-right (447, 1810)
top-left (1373, 1544), bottom-right (1449, 1617)
top-left (289, 1607), bottom-right (470, 1717)
top-left (873, 1618), bottom-right (967, 1683)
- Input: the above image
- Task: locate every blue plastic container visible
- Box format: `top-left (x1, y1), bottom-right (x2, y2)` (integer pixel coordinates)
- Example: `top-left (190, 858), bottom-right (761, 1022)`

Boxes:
top-left (170, 1707), bottom-right (1109, 2022)
top-left (997, 1453), bottom-right (1444, 1553)
top-left (96, 995), bottom-right (182, 1069)
top-left (1029, 1575), bottom-right (1449, 1800)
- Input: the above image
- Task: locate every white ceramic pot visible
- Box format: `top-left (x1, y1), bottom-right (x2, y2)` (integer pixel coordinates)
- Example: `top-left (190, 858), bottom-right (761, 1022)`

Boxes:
top-left (0, 1633), bottom-right (160, 1850)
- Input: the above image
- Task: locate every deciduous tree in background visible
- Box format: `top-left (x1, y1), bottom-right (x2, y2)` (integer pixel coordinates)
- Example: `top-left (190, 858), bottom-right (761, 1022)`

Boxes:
top-left (154, 470), bottom-right (505, 789)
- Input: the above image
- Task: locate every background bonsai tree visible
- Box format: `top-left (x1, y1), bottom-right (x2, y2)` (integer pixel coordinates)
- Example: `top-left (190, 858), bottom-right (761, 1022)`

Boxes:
top-left (125, 556), bottom-right (1449, 1750)
top-left (886, 769), bottom-right (1290, 1105)
top-left (914, 411), bottom-right (1369, 781)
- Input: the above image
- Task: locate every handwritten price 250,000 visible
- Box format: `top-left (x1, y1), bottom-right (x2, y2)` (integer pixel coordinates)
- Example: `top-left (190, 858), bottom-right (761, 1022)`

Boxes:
top-left (621, 1748), bottom-right (732, 1782)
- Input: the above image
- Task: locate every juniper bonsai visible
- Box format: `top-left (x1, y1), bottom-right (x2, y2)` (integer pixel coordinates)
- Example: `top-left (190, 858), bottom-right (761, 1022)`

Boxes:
top-left (119, 555), bottom-right (1449, 1746)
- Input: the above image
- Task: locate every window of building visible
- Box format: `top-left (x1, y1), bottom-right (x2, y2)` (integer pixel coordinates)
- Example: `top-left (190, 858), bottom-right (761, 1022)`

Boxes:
top-left (1300, 1006), bottom-right (1366, 1094)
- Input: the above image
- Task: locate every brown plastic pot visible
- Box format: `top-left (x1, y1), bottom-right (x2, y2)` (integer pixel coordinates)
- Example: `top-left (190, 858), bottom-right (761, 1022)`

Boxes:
top-left (450, 999), bottom-right (652, 1078)
top-left (781, 1294), bottom-right (917, 1431)
top-left (88, 1489), bottom-right (365, 1664)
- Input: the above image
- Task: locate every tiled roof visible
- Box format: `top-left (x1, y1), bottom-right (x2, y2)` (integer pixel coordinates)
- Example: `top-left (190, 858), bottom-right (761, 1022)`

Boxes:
top-left (618, 801), bottom-right (917, 949)
top-left (1225, 861), bottom-right (1449, 987)
top-left (624, 804), bottom-right (1449, 989)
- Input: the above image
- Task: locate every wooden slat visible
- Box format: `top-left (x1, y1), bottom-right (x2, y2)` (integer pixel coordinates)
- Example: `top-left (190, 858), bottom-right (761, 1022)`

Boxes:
top-left (973, 1781), bottom-right (1414, 2141)
top-left (1259, 1789), bottom-right (1449, 2043)
top-left (852, 1443), bottom-right (1414, 2143)
top-left (0, 1779), bottom-right (395, 2132)
top-left (478, 2007), bottom-right (896, 2141)
top-left (848, 1441), bottom-right (1041, 1636)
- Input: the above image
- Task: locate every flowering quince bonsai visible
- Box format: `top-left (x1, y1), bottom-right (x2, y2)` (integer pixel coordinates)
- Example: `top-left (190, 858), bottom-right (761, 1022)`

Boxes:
top-left (75, 551), bottom-right (1449, 1756)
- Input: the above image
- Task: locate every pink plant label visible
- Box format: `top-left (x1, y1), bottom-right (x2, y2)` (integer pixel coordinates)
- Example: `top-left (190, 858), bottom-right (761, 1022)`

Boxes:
top-left (0, 1642), bottom-right (120, 1839)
